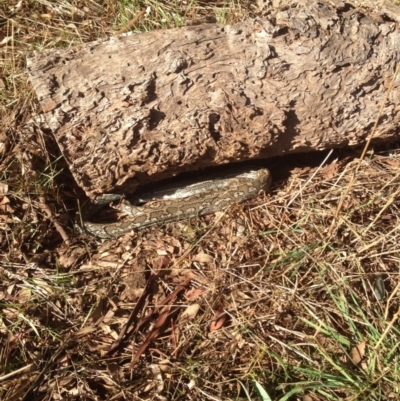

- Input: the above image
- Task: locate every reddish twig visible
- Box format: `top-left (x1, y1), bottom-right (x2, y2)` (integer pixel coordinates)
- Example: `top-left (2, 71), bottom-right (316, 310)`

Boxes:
top-left (130, 278), bottom-right (190, 368)
top-left (115, 9), bottom-right (146, 35)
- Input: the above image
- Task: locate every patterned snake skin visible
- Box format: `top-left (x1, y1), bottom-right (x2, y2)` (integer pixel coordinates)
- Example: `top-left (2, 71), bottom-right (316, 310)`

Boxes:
top-left (82, 167), bottom-right (271, 239)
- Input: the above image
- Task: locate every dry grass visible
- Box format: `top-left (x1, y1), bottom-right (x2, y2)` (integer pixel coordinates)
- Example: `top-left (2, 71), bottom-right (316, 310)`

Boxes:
top-left (1, 1), bottom-right (400, 400)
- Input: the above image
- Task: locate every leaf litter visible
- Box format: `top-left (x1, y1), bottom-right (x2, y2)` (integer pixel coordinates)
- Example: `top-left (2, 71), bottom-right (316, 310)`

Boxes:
top-left (2, 0), bottom-right (400, 399)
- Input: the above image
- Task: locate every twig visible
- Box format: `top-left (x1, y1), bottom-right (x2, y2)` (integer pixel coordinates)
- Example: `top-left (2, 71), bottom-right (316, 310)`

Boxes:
top-left (373, 308), bottom-right (400, 351)
top-left (384, 277), bottom-right (400, 321)
top-left (287, 149), bottom-right (333, 207)
top-left (105, 272), bottom-right (160, 356)
top-left (37, 196), bottom-right (70, 244)
top-left (130, 278), bottom-right (190, 368)
top-left (115, 9), bottom-right (146, 36)
top-left (21, 340), bottom-right (73, 401)
top-left (0, 364), bottom-right (33, 382)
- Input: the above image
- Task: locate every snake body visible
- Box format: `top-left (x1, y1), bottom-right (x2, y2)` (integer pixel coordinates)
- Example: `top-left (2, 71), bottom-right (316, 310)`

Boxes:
top-left (82, 167), bottom-right (271, 239)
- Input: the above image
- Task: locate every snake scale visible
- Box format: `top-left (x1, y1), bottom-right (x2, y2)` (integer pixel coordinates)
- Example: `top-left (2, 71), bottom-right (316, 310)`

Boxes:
top-left (82, 167), bottom-right (271, 239)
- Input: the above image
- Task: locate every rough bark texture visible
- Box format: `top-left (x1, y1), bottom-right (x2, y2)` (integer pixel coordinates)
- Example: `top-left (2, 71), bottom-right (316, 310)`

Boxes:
top-left (27, 0), bottom-right (400, 198)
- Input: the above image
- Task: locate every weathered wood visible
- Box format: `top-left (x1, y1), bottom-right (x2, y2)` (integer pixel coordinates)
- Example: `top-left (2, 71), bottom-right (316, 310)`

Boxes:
top-left (27, 0), bottom-right (400, 198)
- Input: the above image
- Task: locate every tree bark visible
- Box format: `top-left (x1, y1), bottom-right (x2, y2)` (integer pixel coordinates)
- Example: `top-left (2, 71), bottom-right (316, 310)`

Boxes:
top-left (27, 0), bottom-right (400, 198)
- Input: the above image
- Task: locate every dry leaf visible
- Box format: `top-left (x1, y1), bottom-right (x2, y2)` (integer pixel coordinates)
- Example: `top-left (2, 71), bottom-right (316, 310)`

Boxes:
top-left (0, 214), bottom-right (13, 222)
top-left (210, 306), bottom-right (226, 331)
top-left (73, 326), bottom-right (97, 337)
top-left (149, 364), bottom-right (164, 393)
top-left (319, 160), bottom-right (339, 180)
top-left (40, 12), bottom-right (55, 19)
top-left (158, 360), bottom-right (173, 373)
top-left (58, 247), bottom-right (86, 268)
top-left (193, 252), bottom-right (214, 264)
top-left (0, 36), bottom-right (12, 46)
top-left (17, 288), bottom-right (32, 303)
top-left (385, 159), bottom-right (400, 168)
top-left (373, 275), bottom-right (385, 301)
top-left (0, 201), bottom-right (15, 213)
top-left (31, 278), bottom-right (54, 296)
top-left (153, 255), bottom-right (171, 269)
top-left (0, 183), bottom-right (8, 195)
top-left (349, 339), bottom-right (366, 365)
top-left (185, 288), bottom-right (206, 299)
top-left (11, 0), bottom-right (23, 12)
top-left (0, 196), bottom-right (10, 205)
top-left (156, 248), bottom-right (169, 256)
top-left (180, 304), bottom-right (200, 322)
top-left (236, 222), bottom-right (246, 236)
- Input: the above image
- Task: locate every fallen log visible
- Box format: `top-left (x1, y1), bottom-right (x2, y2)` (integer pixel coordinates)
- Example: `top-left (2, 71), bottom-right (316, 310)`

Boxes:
top-left (27, 0), bottom-right (400, 198)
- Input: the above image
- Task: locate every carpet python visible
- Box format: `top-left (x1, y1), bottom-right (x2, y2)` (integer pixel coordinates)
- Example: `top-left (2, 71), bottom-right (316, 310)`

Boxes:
top-left (82, 166), bottom-right (271, 239)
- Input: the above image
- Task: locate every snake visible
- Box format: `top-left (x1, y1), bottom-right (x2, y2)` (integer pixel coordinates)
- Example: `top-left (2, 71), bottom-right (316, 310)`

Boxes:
top-left (81, 166), bottom-right (271, 239)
